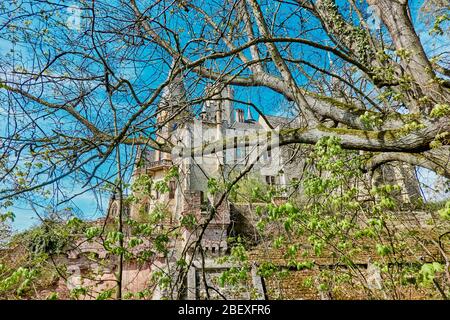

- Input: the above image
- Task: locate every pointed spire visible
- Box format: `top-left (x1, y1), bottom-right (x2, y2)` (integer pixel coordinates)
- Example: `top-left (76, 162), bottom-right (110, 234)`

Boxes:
top-left (158, 59), bottom-right (187, 111)
top-left (247, 105), bottom-right (255, 122)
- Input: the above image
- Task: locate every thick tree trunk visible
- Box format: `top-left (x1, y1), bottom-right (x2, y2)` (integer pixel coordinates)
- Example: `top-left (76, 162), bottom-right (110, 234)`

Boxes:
top-left (366, 147), bottom-right (450, 179)
top-left (367, 0), bottom-right (448, 106)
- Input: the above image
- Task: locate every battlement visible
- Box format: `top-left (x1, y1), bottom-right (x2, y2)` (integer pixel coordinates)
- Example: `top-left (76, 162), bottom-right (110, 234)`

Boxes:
top-left (181, 191), bottom-right (230, 255)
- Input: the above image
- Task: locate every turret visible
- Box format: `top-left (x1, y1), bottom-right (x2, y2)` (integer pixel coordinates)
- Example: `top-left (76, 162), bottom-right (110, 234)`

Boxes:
top-left (157, 60), bottom-right (189, 130)
top-left (246, 105), bottom-right (255, 123)
top-left (202, 84), bottom-right (234, 124)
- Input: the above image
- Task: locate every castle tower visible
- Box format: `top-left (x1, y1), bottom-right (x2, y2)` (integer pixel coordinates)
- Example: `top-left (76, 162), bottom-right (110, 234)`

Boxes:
top-left (127, 61), bottom-right (191, 222)
top-left (157, 61), bottom-right (189, 126)
top-left (372, 162), bottom-right (422, 203)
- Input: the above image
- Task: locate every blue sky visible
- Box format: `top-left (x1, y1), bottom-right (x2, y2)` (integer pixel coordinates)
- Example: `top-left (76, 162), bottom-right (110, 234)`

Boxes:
top-left (9, 188), bottom-right (105, 231)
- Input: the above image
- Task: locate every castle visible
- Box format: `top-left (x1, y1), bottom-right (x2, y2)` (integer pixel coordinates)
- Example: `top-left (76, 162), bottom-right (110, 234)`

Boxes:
top-left (61, 65), bottom-right (424, 300)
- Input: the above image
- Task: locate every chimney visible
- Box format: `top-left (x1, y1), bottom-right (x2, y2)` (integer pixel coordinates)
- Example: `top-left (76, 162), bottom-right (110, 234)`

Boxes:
top-left (235, 109), bottom-right (244, 122)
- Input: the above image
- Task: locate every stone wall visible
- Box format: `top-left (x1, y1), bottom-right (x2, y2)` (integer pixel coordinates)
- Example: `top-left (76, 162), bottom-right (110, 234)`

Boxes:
top-left (185, 261), bottom-right (265, 300)
top-left (181, 191), bottom-right (230, 255)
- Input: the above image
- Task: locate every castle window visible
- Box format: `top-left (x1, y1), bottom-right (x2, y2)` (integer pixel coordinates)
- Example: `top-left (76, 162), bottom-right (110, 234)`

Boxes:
top-left (200, 191), bottom-right (205, 204)
top-left (169, 181), bottom-right (176, 199)
top-left (265, 175), bottom-right (276, 185)
top-left (233, 137), bottom-right (238, 162)
top-left (236, 147), bottom-right (243, 160)
top-left (200, 191), bottom-right (209, 212)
